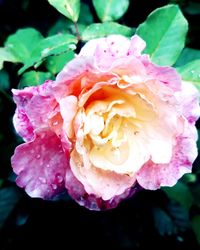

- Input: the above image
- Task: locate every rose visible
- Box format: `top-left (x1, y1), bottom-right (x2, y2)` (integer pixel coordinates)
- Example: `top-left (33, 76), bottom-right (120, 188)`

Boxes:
top-left (11, 35), bottom-right (200, 210)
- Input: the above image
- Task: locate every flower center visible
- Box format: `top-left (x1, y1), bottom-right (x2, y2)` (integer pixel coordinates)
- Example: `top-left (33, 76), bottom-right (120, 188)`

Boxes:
top-left (82, 86), bottom-right (155, 174)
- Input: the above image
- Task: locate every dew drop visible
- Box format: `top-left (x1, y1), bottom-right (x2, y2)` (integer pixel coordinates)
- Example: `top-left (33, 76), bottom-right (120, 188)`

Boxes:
top-left (46, 164), bottom-right (50, 168)
top-left (36, 154), bottom-right (40, 159)
top-left (39, 177), bottom-right (47, 184)
top-left (56, 174), bottom-right (63, 183)
top-left (198, 74), bottom-right (200, 78)
top-left (53, 121), bottom-right (58, 126)
top-left (40, 133), bottom-right (46, 139)
top-left (191, 70), bottom-right (195, 74)
top-left (51, 184), bottom-right (57, 190)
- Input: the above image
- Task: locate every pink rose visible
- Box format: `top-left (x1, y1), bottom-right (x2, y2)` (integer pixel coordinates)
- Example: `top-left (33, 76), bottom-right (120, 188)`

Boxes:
top-left (11, 35), bottom-right (200, 210)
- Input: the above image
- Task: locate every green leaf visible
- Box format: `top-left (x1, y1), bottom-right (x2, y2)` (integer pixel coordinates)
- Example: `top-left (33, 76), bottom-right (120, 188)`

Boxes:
top-left (78, 3), bottom-right (94, 25)
top-left (0, 70), bottom-right (10, 90)
top-left (184, 2), bottom-right (200, 15)
top-left (92, 0), bottom-right (129, 22)
top-left (192, 215), bottom-right (200, 245)
top-left (0, 47), bottom-right (18, 70)
top-left (136, 4), bottom-right (188, 66)
top-left (82, 22), bottom-right (134, 41)
top-left (176, 60), bottom-right (200, 91)
top-left (182, 173), bottom-right (197, 184)
top-left (45, 50), bottom-right (75, 75)
top-left (48, 0), bottom-right (80, 22)
top-left (0, 187), bottom-right (21, 229)
top-left (18, 34), bottom-right (77, 75)
top-left (153, 203), bottom-right (190, 236)
top-left (5, 28), bottom-right (43, 63)
top-left (175, 48), bottom-right (200, 67)
top-left (35, 34), bottom-right (77, 58)
top-left (167, 202), bottom-right (190, 231)
top-left (48, 17), bottom-right (86, 37)
top-left (48, 18), bottom-right (70, 36)
top-left (163, 181), bottom-right (193, 210)
top-left (19, 71), bottom-right (54, 89)
top-left (48, 3), bottom-right (93, 37)
top-left (153, 207), bottom-right (177, 236)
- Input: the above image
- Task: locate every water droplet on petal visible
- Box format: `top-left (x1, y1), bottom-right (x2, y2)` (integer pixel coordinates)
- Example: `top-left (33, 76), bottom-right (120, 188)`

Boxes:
top-left (53, 121), bottom-right (58, 126)
top-left (51, 184), bottom-right (57, 190)
top-left (56, 174), bottom-right (63, 183)
top-left (46, 164), bottom-right (50, 168)
top-left (39, 177), bottom-right (47, 184)
top-left (36, 154), bottom-right (40, 159)
top-left (40, 133), bottom-right (46, 139)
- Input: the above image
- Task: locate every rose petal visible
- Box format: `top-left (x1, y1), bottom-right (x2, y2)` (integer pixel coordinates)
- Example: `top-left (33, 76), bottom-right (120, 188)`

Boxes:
top-left (11, 130), bottom-right (69, 199)
top-left (70, 149), bottom-right (136, 200)
top-left (12, 81), bottom-right (56, 141)
top-left (176, 81), bottom-right (200, 124)
top-left (13, 108), bottom-right (34, 141)
top-left (136, 126), bottom-right (198, 189)
top-left (65, 164), bottom-right (139, 210)
top-left (79, 35), bottom-right (131, 58)
top-left (53, 56), bottom-right (98, 101)
top-left (25, 95), bottom-right (57, 128)
top-left (59, 95), bottom-right (78, 138)
top-left (128, 35), bottom-right (146, 56)
top-left (142, 56), bottom-right (182, 91)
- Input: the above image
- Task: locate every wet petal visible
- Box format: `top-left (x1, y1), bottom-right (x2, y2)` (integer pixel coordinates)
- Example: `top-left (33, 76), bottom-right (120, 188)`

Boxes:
top-left (12, 81), bottom-right (57, 141)
top-left (70, 149), bottom-right (136, 200)
top-left (11, 130), bottom-right (69, 199)
top-left (137, 126), bottom-right (198, 189)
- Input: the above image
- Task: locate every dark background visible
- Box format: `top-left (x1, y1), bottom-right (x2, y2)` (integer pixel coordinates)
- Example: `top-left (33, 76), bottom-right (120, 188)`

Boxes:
top-left (0, 0), bottom-right (200, 249)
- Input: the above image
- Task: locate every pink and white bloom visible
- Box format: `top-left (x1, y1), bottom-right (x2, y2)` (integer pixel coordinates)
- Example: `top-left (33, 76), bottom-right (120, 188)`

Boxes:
top-left (11, 35), bottom-right (200, 210)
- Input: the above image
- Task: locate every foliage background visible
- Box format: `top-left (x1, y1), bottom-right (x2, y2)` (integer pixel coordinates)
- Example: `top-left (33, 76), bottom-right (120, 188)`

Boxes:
top-left (0, 0), bottom-right (200, 249)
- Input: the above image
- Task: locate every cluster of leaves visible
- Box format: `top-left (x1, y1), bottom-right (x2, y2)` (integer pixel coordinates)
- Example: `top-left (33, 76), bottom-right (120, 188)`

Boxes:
top-left (0, 0), bottom-right (200, 248)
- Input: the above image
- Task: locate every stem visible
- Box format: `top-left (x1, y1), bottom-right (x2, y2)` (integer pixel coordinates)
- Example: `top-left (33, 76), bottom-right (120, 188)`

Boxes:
top-left (74, 22), bottom-right (81, 42)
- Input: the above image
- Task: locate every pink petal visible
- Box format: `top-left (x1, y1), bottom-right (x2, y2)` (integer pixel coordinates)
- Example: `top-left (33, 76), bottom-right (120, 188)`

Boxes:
top-left (112, 56), bottom-right (147, 84)
top-left (11, 130), bottom-right (69, 199)
top-left (142, 56), bottom-right (182, 91)
top-left (79, 35), bottom-right (131, 71)
top-left (65, 165), bottom-right (139, 210)
top-left (59, 95), bottom-right (78, 138)
top-left (54, 56), bottom-right (117, 100)
top-left (128, 35), bottom-right (146, 56)
top-left (12, 81), bottom-right (58, 141)
top-left (13, 108), bottom-right (34, 141)
top-left (136, 126), bottom-right (198, 190)
top-left (79, 35), bottom-right (131, 58)
top-left (70, 149), bottom-right (136, 200)
top-left (25, 95), bottom-right (57, 128)
top-left (53, 56), bottom-right (95, 100)
top-left (176, 81), bottom-right (200, 124)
